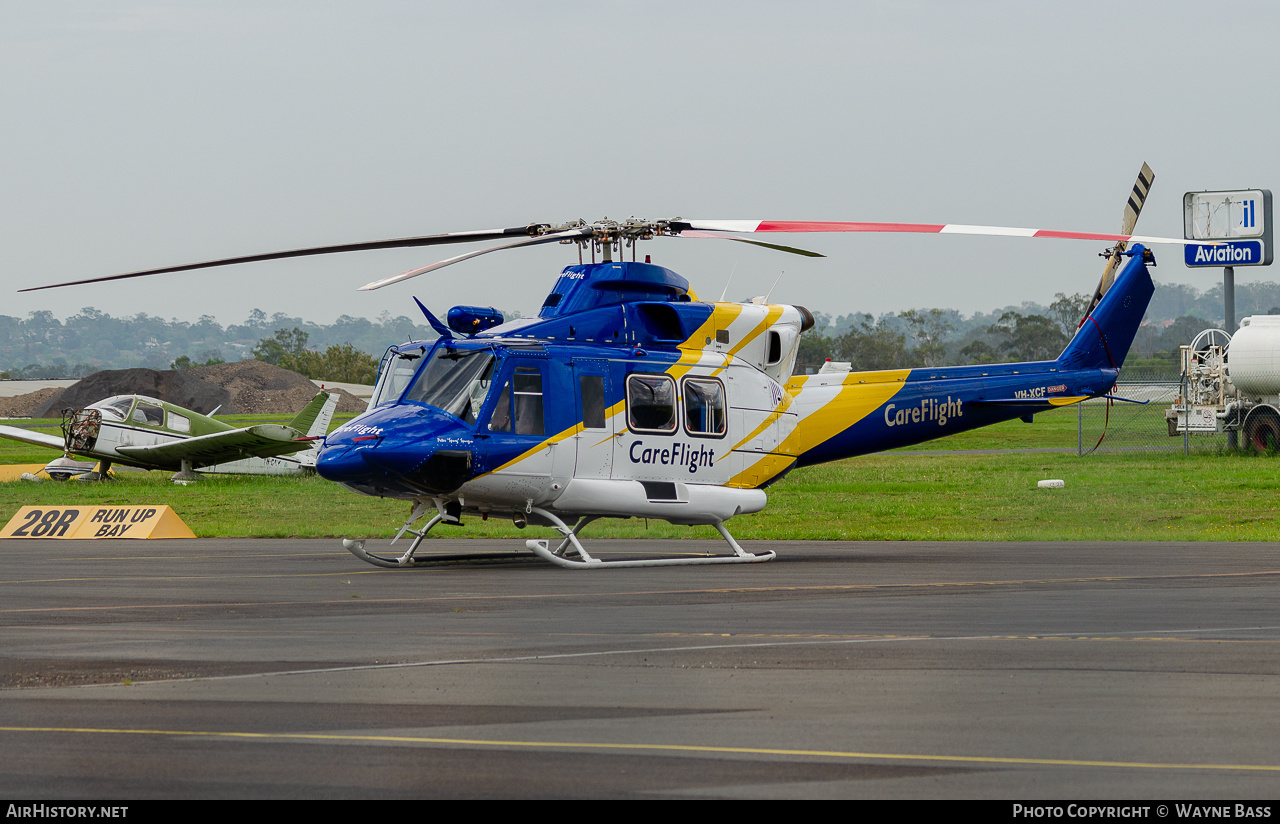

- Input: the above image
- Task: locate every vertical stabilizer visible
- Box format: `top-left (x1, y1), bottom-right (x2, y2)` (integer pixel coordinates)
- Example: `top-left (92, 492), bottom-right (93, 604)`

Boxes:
top-left (289, 391), bottom-right (337, 437)
top-left (1058, 246), bottom-right (1155, 371)
top-left (290, 391), bottom-right (338, 469)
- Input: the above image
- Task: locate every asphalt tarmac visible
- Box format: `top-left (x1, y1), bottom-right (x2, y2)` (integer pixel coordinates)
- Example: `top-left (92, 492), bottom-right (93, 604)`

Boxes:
top-left (1, 536), bottom-right (1278, 799)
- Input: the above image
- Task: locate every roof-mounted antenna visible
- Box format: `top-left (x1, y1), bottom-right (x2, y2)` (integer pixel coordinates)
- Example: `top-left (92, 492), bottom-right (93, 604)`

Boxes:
top-left (719, 260), bottom-right (739, 302)
top-left (764, 270), bottom-right (785, 304)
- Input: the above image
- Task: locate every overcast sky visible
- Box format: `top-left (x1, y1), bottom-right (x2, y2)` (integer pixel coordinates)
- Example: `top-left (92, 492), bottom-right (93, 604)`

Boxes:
top-left (4, 1), bottom-right (1278, 327)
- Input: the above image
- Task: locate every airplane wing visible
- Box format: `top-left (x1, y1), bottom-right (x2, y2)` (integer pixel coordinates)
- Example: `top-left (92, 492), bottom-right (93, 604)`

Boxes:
top-left (0, 424), bottom-right (65, 451)
top-left (115, 424), bottom-right (308, 468)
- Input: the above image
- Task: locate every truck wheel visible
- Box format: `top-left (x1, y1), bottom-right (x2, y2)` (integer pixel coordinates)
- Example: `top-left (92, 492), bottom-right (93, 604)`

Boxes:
top-left (1244, 410), bottom-right (1280, 454)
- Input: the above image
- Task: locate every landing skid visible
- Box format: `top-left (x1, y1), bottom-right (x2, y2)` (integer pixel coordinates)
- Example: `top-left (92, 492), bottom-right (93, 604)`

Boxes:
top-left (340, 503), bottom-right (775, 569)
top-left (341, 506), bottom-right (529, 568)
top-left (523, 506), bottom-right (774, 569)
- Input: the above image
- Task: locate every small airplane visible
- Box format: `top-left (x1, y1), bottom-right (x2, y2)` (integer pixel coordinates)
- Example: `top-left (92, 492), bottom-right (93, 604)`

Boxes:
top-left (24, 166), bottom-right (1202, 566)
top-left (0, 391), bottom-right (338, 482)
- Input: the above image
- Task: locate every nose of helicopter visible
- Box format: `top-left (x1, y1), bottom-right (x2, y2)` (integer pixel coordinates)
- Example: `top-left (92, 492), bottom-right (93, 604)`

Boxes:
top-left (316, 408), bottom-right (478, 496)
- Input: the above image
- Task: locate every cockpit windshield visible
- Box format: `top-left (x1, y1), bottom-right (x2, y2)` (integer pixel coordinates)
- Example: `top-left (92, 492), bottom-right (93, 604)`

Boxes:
top-left (370, 347), bottom-right (426, 408)
top-left (89, 396), bottom-right (136, 422)
top-left (402, 348), bottom-right (496, 424)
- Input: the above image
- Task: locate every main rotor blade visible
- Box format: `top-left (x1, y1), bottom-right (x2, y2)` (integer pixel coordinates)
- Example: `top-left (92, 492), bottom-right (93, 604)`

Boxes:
top-left (358, 227), bottom-right (595, 291)
top-left (676, 230), bottom-right (825, 257)
top-left (675, 219), bottom-right (1195, 246)
top-left (19, 225), bottom-right (547, 293)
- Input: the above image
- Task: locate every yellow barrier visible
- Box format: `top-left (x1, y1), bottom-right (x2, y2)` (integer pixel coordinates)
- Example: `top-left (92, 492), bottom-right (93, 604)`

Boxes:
top-left (1, 505), bottom-right (196, 539)
top-left (0, 465), bottom-right (51, 482)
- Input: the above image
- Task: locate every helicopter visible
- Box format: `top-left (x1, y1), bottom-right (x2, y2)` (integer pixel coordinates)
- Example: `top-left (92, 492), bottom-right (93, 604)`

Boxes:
top-left (25, 169), bottom-right (1204, 568)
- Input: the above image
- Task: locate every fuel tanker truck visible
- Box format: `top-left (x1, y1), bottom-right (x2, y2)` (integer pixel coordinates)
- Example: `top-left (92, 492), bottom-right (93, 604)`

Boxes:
top-left (1167, 315), bottom-right (1280, 451)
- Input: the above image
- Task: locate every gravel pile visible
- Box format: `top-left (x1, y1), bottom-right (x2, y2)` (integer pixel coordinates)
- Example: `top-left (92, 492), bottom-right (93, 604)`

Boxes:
top-left (0, 388), bottom-right (64, 419)
top-left (3, 361), bottom-right (367, 419)
top-left (34, 368), bottom-right (232, 418)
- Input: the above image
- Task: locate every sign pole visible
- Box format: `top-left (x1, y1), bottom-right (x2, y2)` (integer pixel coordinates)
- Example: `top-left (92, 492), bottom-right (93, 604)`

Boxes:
top-left (1224, 265), bottom-right (1235, 332)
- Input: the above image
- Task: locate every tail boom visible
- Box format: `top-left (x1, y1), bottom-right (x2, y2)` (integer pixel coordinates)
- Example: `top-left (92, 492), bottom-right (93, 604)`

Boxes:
top-left (767, 247), bottom-right (1154, 474)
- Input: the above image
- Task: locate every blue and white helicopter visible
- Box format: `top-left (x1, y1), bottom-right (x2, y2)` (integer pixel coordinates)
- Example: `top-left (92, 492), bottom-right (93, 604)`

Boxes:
top-left (29, 168), bottom-right (1199, 568)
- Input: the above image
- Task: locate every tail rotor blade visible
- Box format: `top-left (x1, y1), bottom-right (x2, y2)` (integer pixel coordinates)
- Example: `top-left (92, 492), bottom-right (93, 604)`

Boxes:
top-left (1084, 163), bottom-right (1156, 320)
top-left (1122, 162), bottom-right (1156, 237)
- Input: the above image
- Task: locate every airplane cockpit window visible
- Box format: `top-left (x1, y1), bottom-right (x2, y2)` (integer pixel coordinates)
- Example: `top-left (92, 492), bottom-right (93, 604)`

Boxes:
top-left (486, 366), bottom-right (545, 436)
top-left (167, 412), bottom-right (191, 433)
top-left (682, 378), bottom-right (727, 437)
top-left (91, 397), bottom-right (135, 422)
top-left (403, 349), bottom-right (496, 424)
top-left (131, 401), bottom-right (165, 426)
top-left (627, 374), bottom-right (677, 433)
top-left (371, 348), bottom-right (424, 408)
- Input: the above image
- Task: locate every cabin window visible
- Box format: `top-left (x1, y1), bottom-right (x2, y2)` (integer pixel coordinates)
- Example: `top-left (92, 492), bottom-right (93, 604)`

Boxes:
top-left (167, 412), bottom-right (191, 433)
top-left (682, 378), bottom-right (726, 437)
top-left (131, 402), bottom-right (165, 426)
top-left (403, 349), bottom-right (496, 424)
top-left (627, 374), bottom-right (677, 434)
top-left (580, 375), bottom-right (606, 429)
top-left (487, 365), bottom-right (545, 436)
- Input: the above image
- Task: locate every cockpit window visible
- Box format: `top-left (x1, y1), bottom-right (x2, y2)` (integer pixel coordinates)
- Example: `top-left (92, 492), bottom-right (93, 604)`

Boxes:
top-left (486, 366), bottom-right (545, 436)
top-left (403, 349), bottom-right (496, 424)
top-left (371, 348), bottom-right (425, 408)
top-left (90, 397), bottom-right (135, 422)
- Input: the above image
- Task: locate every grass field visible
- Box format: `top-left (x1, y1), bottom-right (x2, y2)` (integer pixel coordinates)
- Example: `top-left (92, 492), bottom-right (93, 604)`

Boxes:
top-left (2, 408), bottom-right (1276, 541)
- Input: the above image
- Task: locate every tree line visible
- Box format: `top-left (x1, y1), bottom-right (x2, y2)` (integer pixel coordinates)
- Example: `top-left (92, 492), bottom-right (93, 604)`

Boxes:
top-left (0, 307), bottom-right (456, 380)
top-left (795, 286), bottom-right (1280, 376)
top-left (4, 279), bottom-right (1280, 380)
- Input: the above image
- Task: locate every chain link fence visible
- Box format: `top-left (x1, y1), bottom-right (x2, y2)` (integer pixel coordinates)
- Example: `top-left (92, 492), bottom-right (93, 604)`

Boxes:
top-left (1077, 368), bottom-right (1232, 455)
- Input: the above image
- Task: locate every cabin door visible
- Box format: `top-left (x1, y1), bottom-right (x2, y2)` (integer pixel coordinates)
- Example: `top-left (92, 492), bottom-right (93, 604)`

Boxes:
top-left (572, 360), bottom-right (613, 480)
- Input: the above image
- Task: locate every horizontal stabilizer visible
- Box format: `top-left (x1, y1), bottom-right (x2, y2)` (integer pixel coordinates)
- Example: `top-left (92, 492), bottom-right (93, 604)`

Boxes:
top-left (969, 396), bottom-right (1088, 406)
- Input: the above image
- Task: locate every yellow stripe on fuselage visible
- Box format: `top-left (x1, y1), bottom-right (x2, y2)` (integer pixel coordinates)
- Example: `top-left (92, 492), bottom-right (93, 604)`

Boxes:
top-left (726, 305), bottom-right (785, 359)
top-left (726, 368), bottom-right (912, 488)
